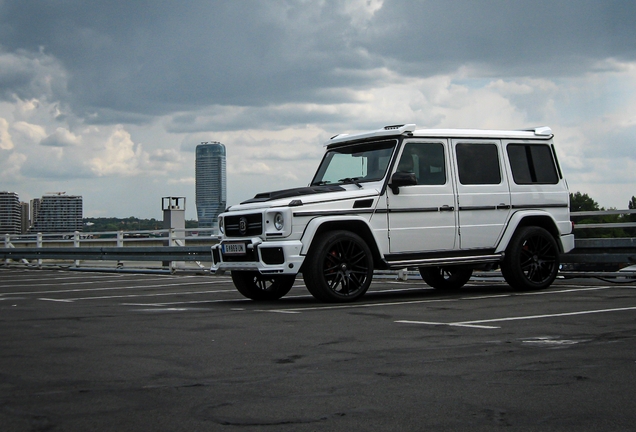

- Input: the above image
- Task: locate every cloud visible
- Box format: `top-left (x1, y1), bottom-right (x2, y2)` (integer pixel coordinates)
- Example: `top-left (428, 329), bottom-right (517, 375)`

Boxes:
top-left (0, 48), bottom-right (67, 102)
top-left (89, 126), bottom-right (142, 176)
top-left (11, 121), bottom-right (47, 143)
top-left (0, 117), bottom-right (14, 149)
top-left (40, 127), bottom-right (82, 147)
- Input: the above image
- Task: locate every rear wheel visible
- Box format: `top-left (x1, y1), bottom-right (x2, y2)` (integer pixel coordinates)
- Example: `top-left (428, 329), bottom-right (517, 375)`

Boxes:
top-left (231, 271), bottom-right (295, 300)
top-left (303, 230), bottom-right (374, 302)
top-left (419, 266), bottom-right (473, 290)
top-left (501, 226), bottom-right (559, 291)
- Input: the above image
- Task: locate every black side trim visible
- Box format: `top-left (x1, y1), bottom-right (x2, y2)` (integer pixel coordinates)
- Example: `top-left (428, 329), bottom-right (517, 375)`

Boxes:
top-left (512, 203), bottom-right (569, 209)
top-left (293, 209), bottom-right (375, 217)
top-left (387, 207), bottom-right (440, 213)
top-left (458, 206), bottom-right (496, 211)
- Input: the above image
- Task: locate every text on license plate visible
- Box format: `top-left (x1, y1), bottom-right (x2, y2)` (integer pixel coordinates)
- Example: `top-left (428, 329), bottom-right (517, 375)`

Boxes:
top-left (223, 242), bottom-right (246, 255)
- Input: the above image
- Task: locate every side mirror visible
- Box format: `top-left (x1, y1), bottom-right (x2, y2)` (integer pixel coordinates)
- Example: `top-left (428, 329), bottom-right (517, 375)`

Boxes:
top-left (389, 172), bottom-right (417, 194)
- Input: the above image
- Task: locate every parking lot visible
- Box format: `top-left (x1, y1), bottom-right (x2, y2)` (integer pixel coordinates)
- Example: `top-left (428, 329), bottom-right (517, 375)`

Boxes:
top-left (1, 267), bottom-right (635, 431)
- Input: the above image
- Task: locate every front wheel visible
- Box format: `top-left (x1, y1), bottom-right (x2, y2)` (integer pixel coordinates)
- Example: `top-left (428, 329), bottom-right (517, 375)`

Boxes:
top-left (501, 226), bottom-right (559, 291)
top-left (419, 266), bottom-right (473, 290)
top-left (231, 271), bottom-right (296, 301)
top-left (303, 230), bottom-right (374, 302)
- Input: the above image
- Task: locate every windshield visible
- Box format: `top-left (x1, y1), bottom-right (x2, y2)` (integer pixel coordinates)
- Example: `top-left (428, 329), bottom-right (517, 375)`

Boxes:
top-left (311, 140), bottom-right (397, 186)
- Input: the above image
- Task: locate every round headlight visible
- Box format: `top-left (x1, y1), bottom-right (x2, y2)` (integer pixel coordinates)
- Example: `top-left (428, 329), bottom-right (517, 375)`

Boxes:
top-left (274, 212), bottom-right (284, 231)
top-left (218, 217), bottom-right (224, 234)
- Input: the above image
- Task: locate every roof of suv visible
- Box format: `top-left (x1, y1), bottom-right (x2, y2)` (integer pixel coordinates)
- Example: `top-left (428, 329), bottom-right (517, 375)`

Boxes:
top-left (326, 124), bottom-right (553, 146)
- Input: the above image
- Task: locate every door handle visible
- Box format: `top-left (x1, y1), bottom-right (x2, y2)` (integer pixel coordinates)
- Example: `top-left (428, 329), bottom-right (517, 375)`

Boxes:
top-left (439, 205), bottom-right (454, 211)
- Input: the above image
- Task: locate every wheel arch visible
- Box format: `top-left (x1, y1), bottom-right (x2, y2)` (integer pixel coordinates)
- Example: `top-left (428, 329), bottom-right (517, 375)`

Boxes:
top-left (300, 217), bottom-right (385, 272)
top-left (496, 212), bottom-right (563, 253)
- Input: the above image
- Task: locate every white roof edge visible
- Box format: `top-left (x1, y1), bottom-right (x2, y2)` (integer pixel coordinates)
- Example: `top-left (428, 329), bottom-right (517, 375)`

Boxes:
top-left (326, 124), bottom-right (553, 145)
top-left (326, 124), bottom-right (417, 145)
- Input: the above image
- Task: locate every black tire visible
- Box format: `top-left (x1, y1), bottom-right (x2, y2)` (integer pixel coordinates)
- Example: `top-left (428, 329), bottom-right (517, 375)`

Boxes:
top-left (303, 230), bottom-right (374, 302)
top-left (418, 266), bottom-right (473, 290)
top-left (231, 271), bottom-right (295, 301)
top-left (501, 226), bottom-right (559, 291)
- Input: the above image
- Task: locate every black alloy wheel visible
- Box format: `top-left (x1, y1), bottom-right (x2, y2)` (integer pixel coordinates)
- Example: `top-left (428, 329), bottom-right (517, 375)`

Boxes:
top-left (303, 230), bottom-right (374, 302)
top-left (231, 271), bottom-right (296, 300)
top-left (501, 226), bottom-right (559, 290)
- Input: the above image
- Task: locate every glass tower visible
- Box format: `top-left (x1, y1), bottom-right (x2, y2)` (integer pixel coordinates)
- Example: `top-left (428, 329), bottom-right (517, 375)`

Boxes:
top-left (195, 142), bottom-right (227, 233)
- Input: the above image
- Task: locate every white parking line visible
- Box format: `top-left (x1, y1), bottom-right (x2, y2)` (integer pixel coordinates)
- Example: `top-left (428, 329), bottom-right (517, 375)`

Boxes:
top-left (5, 279), bottom-right (228, 297)
top-left (39, 288), bottom-right (237, 302)
top-left (396, 306), bottom-right (636, 329)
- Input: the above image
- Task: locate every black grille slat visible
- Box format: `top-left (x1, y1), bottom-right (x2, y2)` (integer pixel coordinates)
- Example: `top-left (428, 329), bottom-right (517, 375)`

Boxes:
top-left (225, 213), bottom-right (263, 237)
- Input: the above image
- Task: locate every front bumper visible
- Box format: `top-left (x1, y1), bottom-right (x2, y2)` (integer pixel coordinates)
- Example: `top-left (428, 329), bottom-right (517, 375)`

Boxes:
top-left (210, 238), bottom-right (304, 275)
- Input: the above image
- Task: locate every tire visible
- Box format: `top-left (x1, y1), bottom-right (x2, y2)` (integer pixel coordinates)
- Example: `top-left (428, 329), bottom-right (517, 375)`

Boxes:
top-left (501, 226), bottom-right (559, 291)
top-left (303, 230), bottom-right (374, 302)
top-left (231, 271), bottom-right (295, 301)
top-left (418, 266), bottom-right (473, 290)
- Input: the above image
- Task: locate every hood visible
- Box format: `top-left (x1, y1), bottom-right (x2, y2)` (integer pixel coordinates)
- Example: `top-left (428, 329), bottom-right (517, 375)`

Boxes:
top-left (240, 185), bottom-right (346, 204)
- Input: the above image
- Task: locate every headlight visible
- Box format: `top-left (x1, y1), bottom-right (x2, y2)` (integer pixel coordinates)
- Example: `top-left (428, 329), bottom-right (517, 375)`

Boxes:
top-left (218, 217), bottom-right (224, 234)
top-left (274, 212), bottom-right (284, 231)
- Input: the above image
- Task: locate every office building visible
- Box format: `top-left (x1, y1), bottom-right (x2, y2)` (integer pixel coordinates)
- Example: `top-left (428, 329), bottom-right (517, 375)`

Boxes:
top-left (0, 192), bottom-right (21, 234)
top-left (31, 194), bottom-right (83, 233)
top-left (195, 142), bottom-right (227, 232)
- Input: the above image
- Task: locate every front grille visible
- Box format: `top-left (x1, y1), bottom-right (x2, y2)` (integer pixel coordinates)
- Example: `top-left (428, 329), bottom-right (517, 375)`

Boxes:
top-left (225, 213), bottom-right (263, 237)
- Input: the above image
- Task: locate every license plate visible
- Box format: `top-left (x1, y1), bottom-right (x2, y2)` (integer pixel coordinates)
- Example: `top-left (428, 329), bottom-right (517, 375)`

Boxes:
top-left (223, 242), bottom-right (246, 255)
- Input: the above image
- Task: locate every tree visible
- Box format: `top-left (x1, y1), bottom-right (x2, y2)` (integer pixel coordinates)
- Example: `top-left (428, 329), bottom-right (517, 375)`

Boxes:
top-left (569, 192), bottom-right (600, 212)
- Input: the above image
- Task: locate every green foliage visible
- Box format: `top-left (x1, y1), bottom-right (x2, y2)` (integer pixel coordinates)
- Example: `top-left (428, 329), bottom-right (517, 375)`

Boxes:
top-left (569, 191), bottom-right (600, 212)
top-left (83, 217), bottom-right (198, 232)
top-left (570, 192), bottom-right (636, 238)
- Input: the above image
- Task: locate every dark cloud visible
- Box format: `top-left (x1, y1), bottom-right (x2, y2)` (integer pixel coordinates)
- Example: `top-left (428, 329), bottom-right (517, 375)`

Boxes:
top-left (363, 0), bottom-right (636, 76)
top-left (1, 0), bottom-right (635, 124)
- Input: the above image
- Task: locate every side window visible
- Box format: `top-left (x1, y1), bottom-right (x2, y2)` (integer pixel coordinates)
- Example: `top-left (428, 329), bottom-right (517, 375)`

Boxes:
top-left (507, 144), bottom-right (559, 184)
top-left (456, 143), bottom-right (501, 185)
top-left (397, 143), bottom-right (446, 185)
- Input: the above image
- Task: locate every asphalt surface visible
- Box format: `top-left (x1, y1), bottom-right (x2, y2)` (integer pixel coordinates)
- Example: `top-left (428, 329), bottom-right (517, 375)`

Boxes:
top-left (1, 267), bottom-right (635, 431)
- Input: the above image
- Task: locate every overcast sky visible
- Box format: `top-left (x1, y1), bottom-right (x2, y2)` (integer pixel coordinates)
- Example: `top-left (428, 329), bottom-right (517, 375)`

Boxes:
top-left (1, 0), bottom-right (635, 220)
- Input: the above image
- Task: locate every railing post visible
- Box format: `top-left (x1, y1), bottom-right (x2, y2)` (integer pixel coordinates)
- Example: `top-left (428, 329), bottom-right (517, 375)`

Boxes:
top-left (4, 234), bottom-right (9, 265)
top-left (74, 231), bottom-right (80, 267)
top-left (37, 233), bottom-right (42, 268)
top-left (117, 230), bottom-right (124, 247)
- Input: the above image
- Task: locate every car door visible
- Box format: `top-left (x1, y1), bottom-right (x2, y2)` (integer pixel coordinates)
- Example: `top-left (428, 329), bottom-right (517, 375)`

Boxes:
top-left (387, 140), bottom-right (458, 254)
top-left (452, 139), bottom-right (511, 250)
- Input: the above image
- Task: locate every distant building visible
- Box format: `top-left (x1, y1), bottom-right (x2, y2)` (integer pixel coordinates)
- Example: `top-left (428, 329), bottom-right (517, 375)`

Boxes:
top-left (30, 198), bottom-right (41, 229)
top-left (195, 142), bottom-right (227, 232)
top-left (31, 194), bottom-right (83, 233)
top-left (0, 192), bottom-right (21, 234)
top-left (20, 202), bottom-right (29, 234)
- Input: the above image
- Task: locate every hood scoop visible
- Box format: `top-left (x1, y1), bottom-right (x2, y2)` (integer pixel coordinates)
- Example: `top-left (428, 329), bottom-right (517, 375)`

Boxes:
top-left (241, 185), bottom-right (345, 204)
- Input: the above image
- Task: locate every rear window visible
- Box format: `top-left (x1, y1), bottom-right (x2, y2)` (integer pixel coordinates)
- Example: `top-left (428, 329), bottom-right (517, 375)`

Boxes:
top-left (456, 143), bottom-right (501, 185)
top-left (507, 144), bottom-right (559, 184)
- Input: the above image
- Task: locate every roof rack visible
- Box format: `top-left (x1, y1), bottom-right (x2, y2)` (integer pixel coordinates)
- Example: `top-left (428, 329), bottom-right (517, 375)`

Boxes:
top-left (327, 124), bottom-right (416, 145)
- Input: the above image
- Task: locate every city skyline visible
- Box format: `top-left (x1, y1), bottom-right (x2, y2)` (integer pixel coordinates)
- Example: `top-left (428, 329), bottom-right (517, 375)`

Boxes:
top-left (0, 2), bottom-right (635, 218)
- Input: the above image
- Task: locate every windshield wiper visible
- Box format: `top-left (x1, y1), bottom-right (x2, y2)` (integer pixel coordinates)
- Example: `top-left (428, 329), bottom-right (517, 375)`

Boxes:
top-left (338, 177), bottom-right (363, 188)
top-left (311, 180), bottom-right (331, 186)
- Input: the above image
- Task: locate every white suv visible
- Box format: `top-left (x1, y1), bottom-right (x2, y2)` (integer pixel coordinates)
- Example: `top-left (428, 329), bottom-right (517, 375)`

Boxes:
top-left (211, 124), bottom-right (574, 302)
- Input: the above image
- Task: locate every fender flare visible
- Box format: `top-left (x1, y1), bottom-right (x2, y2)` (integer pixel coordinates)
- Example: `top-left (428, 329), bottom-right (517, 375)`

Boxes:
top-left (495, 210), bottom-right (562, 253)
top-left (299, 215), bottom-right (383, 258)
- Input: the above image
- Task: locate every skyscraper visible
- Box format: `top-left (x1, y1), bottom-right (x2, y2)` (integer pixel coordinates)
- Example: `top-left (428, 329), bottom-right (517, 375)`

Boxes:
top-left (196, 142), bottom-right (226, 232)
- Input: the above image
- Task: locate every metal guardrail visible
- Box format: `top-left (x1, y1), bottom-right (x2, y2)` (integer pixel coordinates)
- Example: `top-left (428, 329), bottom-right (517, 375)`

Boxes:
top-left (1, 210), bottom-right (635, 276)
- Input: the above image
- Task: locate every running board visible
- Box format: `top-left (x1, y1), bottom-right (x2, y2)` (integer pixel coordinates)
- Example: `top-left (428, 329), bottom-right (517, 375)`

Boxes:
top-left (385, 253), bottom-right (504, 269)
